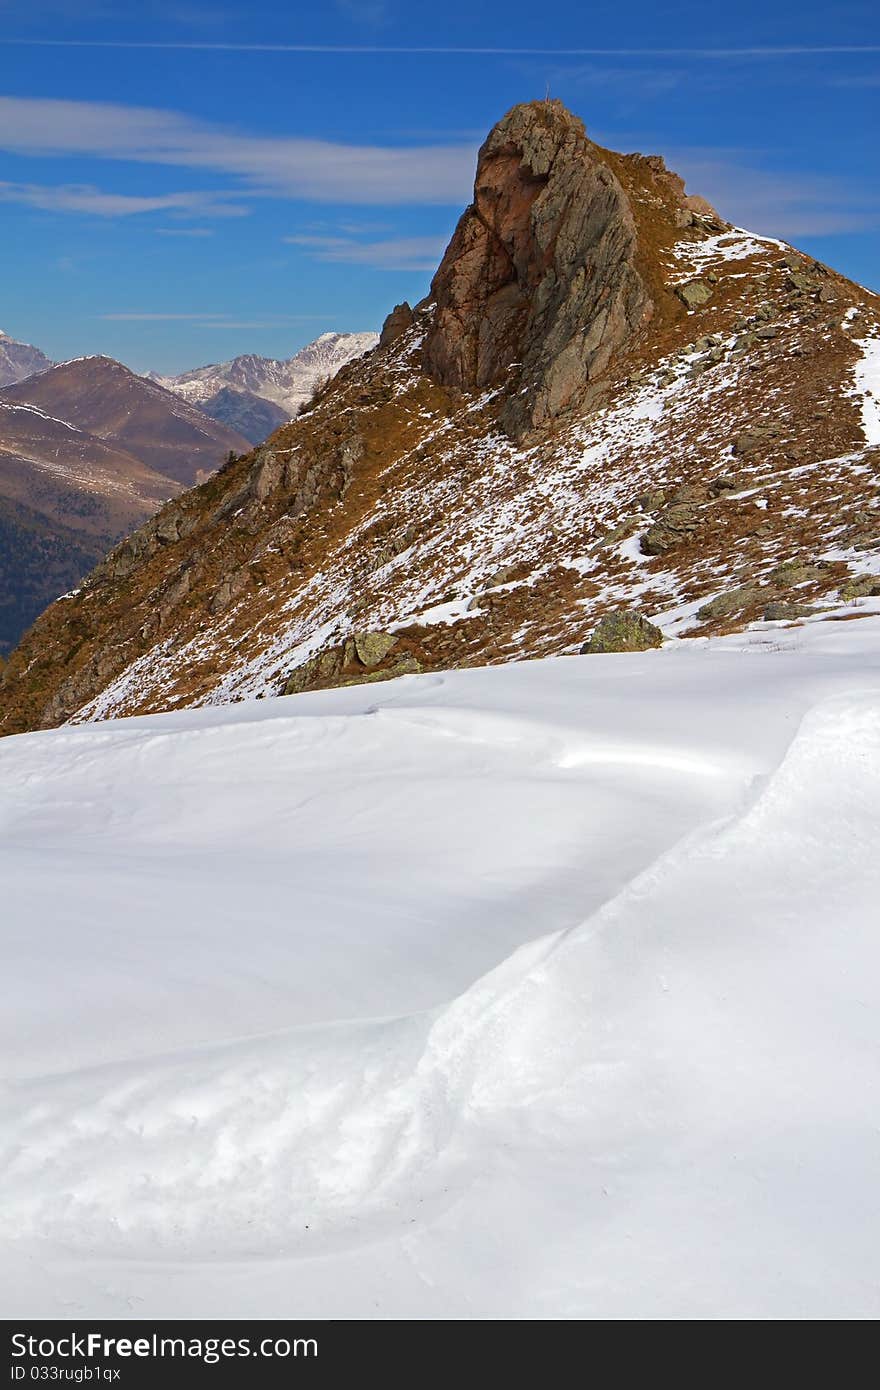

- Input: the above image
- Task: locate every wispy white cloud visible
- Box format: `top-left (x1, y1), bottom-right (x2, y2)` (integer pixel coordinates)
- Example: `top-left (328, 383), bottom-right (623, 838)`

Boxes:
top-left (666, 150), bottom-right (880, 238)
top-left (0, 95), bottom-right (476, 205)
top-left (1, 40), bottom-right (879, 55)
top-left (1, 95), bottom-right (874, 242)
top-left (824, 72), bottom-right (880, 87)
top-left (333, 0), bottom-right (390, 24)
top-left (155, 226), bottom-right (215, 236)
top-left (285, 232), bottom-right (447, 269)
top-left (99, 312), bottom-right (234, 321)
top-left (196, 320), bottom-right (324, 329)
top-left (99, 311), bottom-right (328, 322)
top-left (546, 62), bottom-right (685, 98)
top-left (0, 178), bottom-right (247, 217)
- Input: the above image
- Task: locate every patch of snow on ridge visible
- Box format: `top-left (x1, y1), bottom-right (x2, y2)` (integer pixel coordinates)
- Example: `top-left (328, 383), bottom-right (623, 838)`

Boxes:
top-left (0, 401), bottom-right (82, 432)
top-left (850, 335), bottom-right (880, 446)
top-left (667, 226), bottom-right (788, 283)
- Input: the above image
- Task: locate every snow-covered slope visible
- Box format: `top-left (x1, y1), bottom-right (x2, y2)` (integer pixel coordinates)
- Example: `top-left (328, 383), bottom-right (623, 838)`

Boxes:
top-left (153, 331), bottom-right (379, 419)
top-left (2, 616), bottom-right (879, 1319)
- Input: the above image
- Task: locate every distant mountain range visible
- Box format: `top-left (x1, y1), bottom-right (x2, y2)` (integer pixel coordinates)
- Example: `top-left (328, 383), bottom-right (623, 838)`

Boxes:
top-left (0, 355), bottom-right (248, 654)
top-left (0, 328), bottom-right (376, 654)
top-left (151, 332), bottom-right (379, 442)
top-left (2, 356), bottom-right (250, 486)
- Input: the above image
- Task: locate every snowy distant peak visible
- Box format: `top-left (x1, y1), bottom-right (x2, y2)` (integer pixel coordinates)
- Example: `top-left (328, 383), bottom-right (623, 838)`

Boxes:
top-left (0, 329), bottom-right (54, 389)
top-left (154, 331), bottom-right (379, 420)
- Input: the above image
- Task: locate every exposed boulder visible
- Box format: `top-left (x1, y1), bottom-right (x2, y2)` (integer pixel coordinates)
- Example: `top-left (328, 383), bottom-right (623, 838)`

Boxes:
top-left (840, 573), bottom-right (880, 600)
top-left (283, 631), bottom-right (411, 695)
top-left (581, 610), bottom-right (663, 653)
top-left (708, 475), bottom-right (739, 496)
top-left (640, 503), bottom-right (704, 555)
top-left (676, 280), bottom-right (713, 310)
top-left (341, 655), bottom-right (422, 686)
top-left (697, 585), bottom-right (764, 621)
top-left (763, 602), bottom-right (814, 621)
top-left (768, 560), bottom-right (822, 589)
top-left (635, 487), bottom-right (666, 511)
top-left (733, 422), bottom-right (784, 458)
top-left (423, 100), bottom-right (652, 437)
top-left (354, 630), bottom-right (397, 667)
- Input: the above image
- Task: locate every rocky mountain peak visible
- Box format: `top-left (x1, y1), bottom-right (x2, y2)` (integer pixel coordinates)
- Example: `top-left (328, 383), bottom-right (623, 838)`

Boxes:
top-left (423, 99), bottom-right (653, 436)
top-left (2, 100), bottom-right (878, 735)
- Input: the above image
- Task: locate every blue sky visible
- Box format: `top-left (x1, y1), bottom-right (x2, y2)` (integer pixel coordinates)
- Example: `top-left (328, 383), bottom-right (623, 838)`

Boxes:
top-left (0, 0), bottom-right (877, 374)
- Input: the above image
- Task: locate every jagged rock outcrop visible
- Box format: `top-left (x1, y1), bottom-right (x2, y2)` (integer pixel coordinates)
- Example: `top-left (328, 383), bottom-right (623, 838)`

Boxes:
top-left (423, 100), bottom-right (653, 436)
top-left (379, 303), bottom-right (414, 350)
top-left (1, 98), bottom-right (878, 735)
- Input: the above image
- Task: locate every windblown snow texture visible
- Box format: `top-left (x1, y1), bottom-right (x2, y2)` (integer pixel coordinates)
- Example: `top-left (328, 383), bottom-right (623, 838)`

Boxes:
top-left (2, 617), bottom-right (880, 1318)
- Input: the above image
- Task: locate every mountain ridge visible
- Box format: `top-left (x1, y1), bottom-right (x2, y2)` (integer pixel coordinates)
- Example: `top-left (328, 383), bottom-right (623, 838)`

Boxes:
top-left (0, 357), bottom-right (249, 653)
top-left (1, 357), bottom-right (250, 486)
top-left (1, 100), bottom-right (878, 733)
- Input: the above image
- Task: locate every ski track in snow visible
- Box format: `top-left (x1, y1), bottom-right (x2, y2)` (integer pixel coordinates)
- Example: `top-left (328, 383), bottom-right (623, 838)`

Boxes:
top-left (2, 621), bottom-right (880, 1318)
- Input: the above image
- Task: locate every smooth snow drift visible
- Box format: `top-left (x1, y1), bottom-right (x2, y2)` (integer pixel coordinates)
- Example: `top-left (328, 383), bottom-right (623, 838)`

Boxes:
top-left (2, 618), bottom-right (880, 1319)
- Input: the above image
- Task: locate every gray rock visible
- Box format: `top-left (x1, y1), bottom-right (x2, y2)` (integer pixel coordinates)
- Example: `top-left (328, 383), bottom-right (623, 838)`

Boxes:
top-left (640, 503), bottom-right (703, 555)
top-left (708, 475), bottom-right (739, 496)
top-left (840, 573), bottom-right (880, 600)
top-left (422, 101), bottom-right (652, 438)
top-left (676, 280), bottom-right (713, 310)
top-left (581, 610), bottom-right (663, 654)
top-left (733, 423), bottom-right (783, 457)
top-left (354, 630), bottom-right (398, 667)
top-left (697, 585), bottom-right (764, 621)
top-left (763, 602), bottom-right (814, 621)
top-left (768, 560), bottom-right (821, 588)
top-left (635, 487), bottom-right (666, 511)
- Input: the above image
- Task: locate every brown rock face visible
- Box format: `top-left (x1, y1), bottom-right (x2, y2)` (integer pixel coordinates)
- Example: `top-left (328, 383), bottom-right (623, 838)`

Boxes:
top-left (423, 100), bottom-right (653, 436)
top-left (379, 302), bottom-right (414, 349)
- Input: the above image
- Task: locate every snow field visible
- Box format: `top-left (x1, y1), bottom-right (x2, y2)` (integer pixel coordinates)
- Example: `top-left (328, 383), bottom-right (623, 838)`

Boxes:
top-left (2, 617), bottom-right (880, 1317)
